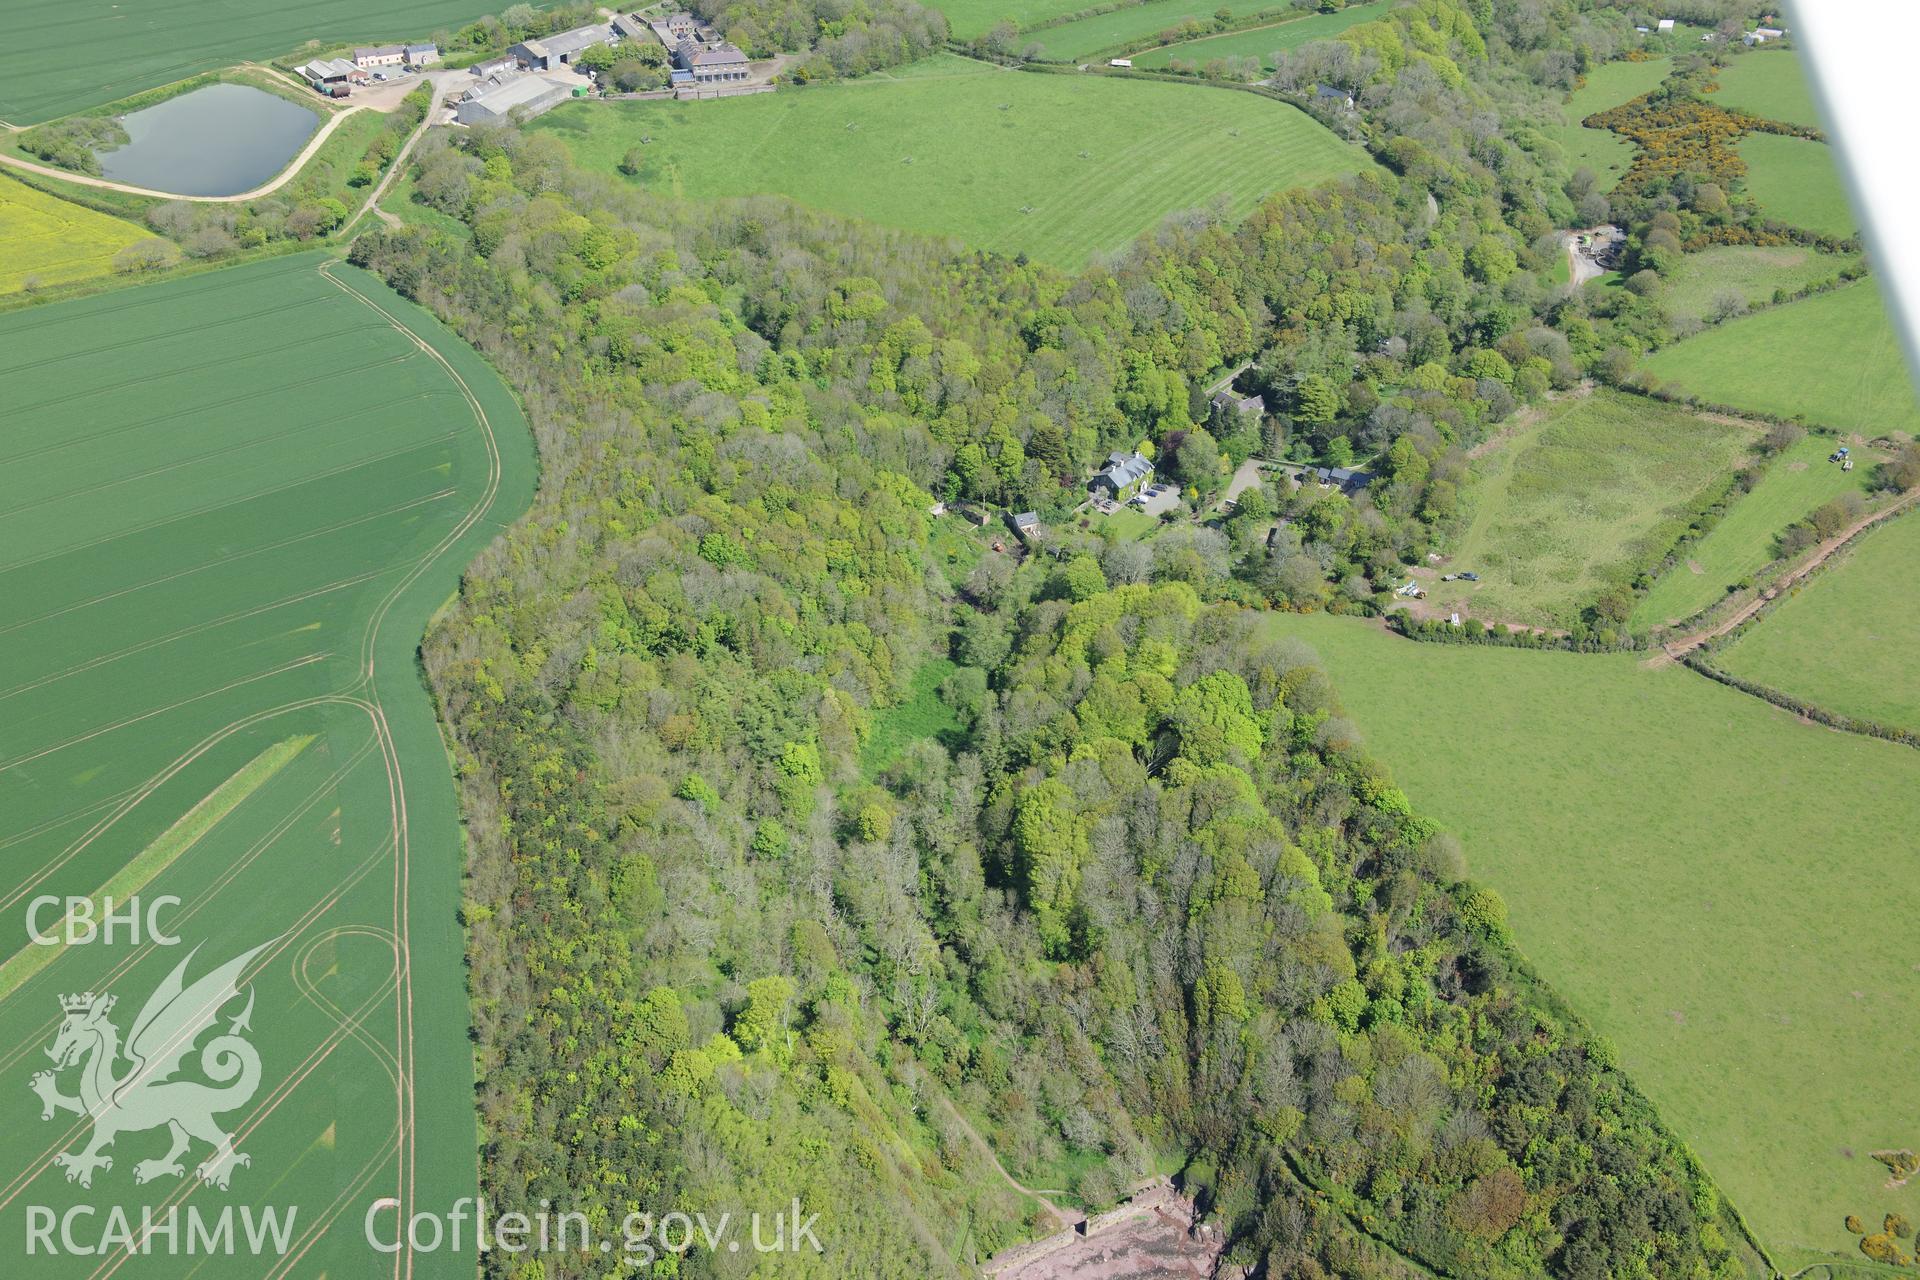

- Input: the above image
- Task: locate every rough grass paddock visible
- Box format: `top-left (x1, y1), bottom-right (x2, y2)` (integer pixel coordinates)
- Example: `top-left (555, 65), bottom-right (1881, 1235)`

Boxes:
top-left (1262, 611), bottom-right (1920, 1273)
top-left (1717, 513), bottom-right (1920, 732)
top-left (1424, 391), bottom-right (1749, 628)
top-left (1712, 48), bottom-right (1823, 128)
top-left (0, 175), bottom-right (158, 293)
top-left (1657, 244), bottom-right (1858, 327)
top-left (0, 252), bottom-right (535, 1271)
top-left (861, 658), bottom-right (962, 776)
top-left (0, 0), bottom-right (496, 124)
top-left (1642, 281), bottom-right (1920, 435)
top-left (1548, 56), bottom-right (1674, 188)
top-left (1632, 433), bottom-right (1876, 628)
top-left (1130, 0), bottom-right (1393, 70)
top-left (535, 55), bottom-right (1373, 269)
top-left (1738, 132), bottom-right (1853, 238)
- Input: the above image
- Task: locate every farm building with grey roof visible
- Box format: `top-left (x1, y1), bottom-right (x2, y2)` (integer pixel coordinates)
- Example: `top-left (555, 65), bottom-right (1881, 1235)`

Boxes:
top-left (512, 23), bottom-right (613, 69)
top-left (456, 74), bottom-right (574, 125)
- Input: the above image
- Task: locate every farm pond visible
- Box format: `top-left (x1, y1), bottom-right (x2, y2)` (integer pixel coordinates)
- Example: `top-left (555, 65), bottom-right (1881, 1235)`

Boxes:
top-left (96, 83), bottom-right (318, 195)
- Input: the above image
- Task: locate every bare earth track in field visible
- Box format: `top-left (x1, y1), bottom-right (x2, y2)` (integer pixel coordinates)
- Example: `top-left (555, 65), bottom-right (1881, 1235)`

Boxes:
top-left (1658, 486), bottom-right (1920, 661)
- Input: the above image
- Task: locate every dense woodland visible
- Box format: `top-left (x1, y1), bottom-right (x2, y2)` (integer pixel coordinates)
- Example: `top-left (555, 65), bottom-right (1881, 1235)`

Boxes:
top-left (331, 0), bottom-right (1830, 1275)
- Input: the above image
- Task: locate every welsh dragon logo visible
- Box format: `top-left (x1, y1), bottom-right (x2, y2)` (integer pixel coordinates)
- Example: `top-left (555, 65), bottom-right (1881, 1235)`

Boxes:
top-left (28, 941), bottom-right (270, 1191)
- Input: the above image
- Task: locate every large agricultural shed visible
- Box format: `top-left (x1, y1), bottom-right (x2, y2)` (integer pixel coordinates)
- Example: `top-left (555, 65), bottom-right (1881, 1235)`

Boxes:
top-left (510, 23), bottom-right (614, 69)
top-left (456, 75), bottom-right (575, 125)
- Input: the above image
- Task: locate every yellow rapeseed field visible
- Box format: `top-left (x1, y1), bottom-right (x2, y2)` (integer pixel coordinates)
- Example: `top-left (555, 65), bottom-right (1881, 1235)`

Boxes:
top-left (0, 175), bottom-right (156, 293)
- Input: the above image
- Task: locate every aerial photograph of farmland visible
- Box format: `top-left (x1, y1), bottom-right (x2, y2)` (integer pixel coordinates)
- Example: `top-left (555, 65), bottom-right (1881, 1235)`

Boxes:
top-left (1, 1), bottom-right (1915, 1278)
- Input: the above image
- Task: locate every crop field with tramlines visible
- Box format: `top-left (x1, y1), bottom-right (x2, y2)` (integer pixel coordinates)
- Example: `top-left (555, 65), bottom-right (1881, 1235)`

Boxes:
top-left (0, 0), bottom-right (493, 124)
top-left (0, 252), bottom-right (533, 1276)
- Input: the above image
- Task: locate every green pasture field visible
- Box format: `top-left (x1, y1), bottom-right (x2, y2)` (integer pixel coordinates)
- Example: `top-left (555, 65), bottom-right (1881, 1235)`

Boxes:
top-left (0, 174), bottom-right (157, 293)
top-left (1739, 132), bottom-right (1853, 238)
top-left (1024, 0), bottom-right (1294, 61)
top-left (1261, 611), bottom-right (1920, 1272)
top-left (0, 0), bottom-right (496, 125)
top-left (938, 0), bottom-right (1095, 40)
top-left (1712, 48), bottom-right (1823, 127)
top-left (1130, 0), bottom-right (1393, 70)
top-left (1657, 244), bottom-right (1858, 326)
top-left (0, 252), bottom-right (534, 1277)
top-left (1631, 433), bottom-right (1877, 628)
top-left (1642, 281), bottom-right (1920, 435)
top-left (1548, 56), bottom-right (1674, 185)
top-left (1717, 513), bottom-right (1920, 732)
top-left (1424, 391), bottom-right (1750, 627)
top-left (534, 55), bottom-right (1373, 269)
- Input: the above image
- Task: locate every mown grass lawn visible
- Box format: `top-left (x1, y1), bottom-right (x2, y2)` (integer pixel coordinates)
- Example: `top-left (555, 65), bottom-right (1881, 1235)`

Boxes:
top-left (1739, 132), bottom-right (1854, 238)
top-left (0, 174), bottom-right (157, 293)
top-left (1717, 512), bottom-right (1920, 732)
top-left (1131, 0), bottom-right (1393, 70)
top-left (1261, 611), bottom-right (1920, 1273)
top-left (1547, 56), bottom-right (1674, 188)
top-left (534, 55), bottom-right (1373, 269)
top-left (1641, 281), bottom-right (1920, 435)
top-left (1632, 433), bottom-right (1876, 628)
top-left (1712, 48), bottom-right (1823, 127)
top-left (1657, 245), bottom-right (1858, 326)
top-left (1077, 505), bottom-right (1165, 542)
top-left (1426, 391), bottom-right (1749, 628)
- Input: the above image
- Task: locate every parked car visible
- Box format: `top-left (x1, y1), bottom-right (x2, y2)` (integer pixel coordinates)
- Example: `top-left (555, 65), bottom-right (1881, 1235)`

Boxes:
top-left (1459, 571), bottom-right (1480, 582)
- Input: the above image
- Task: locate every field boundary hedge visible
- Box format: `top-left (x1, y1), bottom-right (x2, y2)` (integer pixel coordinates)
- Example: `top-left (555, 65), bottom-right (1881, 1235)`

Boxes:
top-left (1683, 653), bottom-right (1920, 751)
top-left (1386, 610), bottom-right (1640, 654)
top-left (1016, 59), bottom-right (1339, 122)
top-left (1626, 448), bottom-right (1783, 630)
top-left (1018, 0), bottom-right (1157, 36)
top-left (1618, 380), bottom-right (1846, 437)
top-left (1079, 7), bottom-right (1316, 63)
top-left (1683, 504), bottom-right (1920, 749)
top-left (1600, 462), bottom-right (1751, 620)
